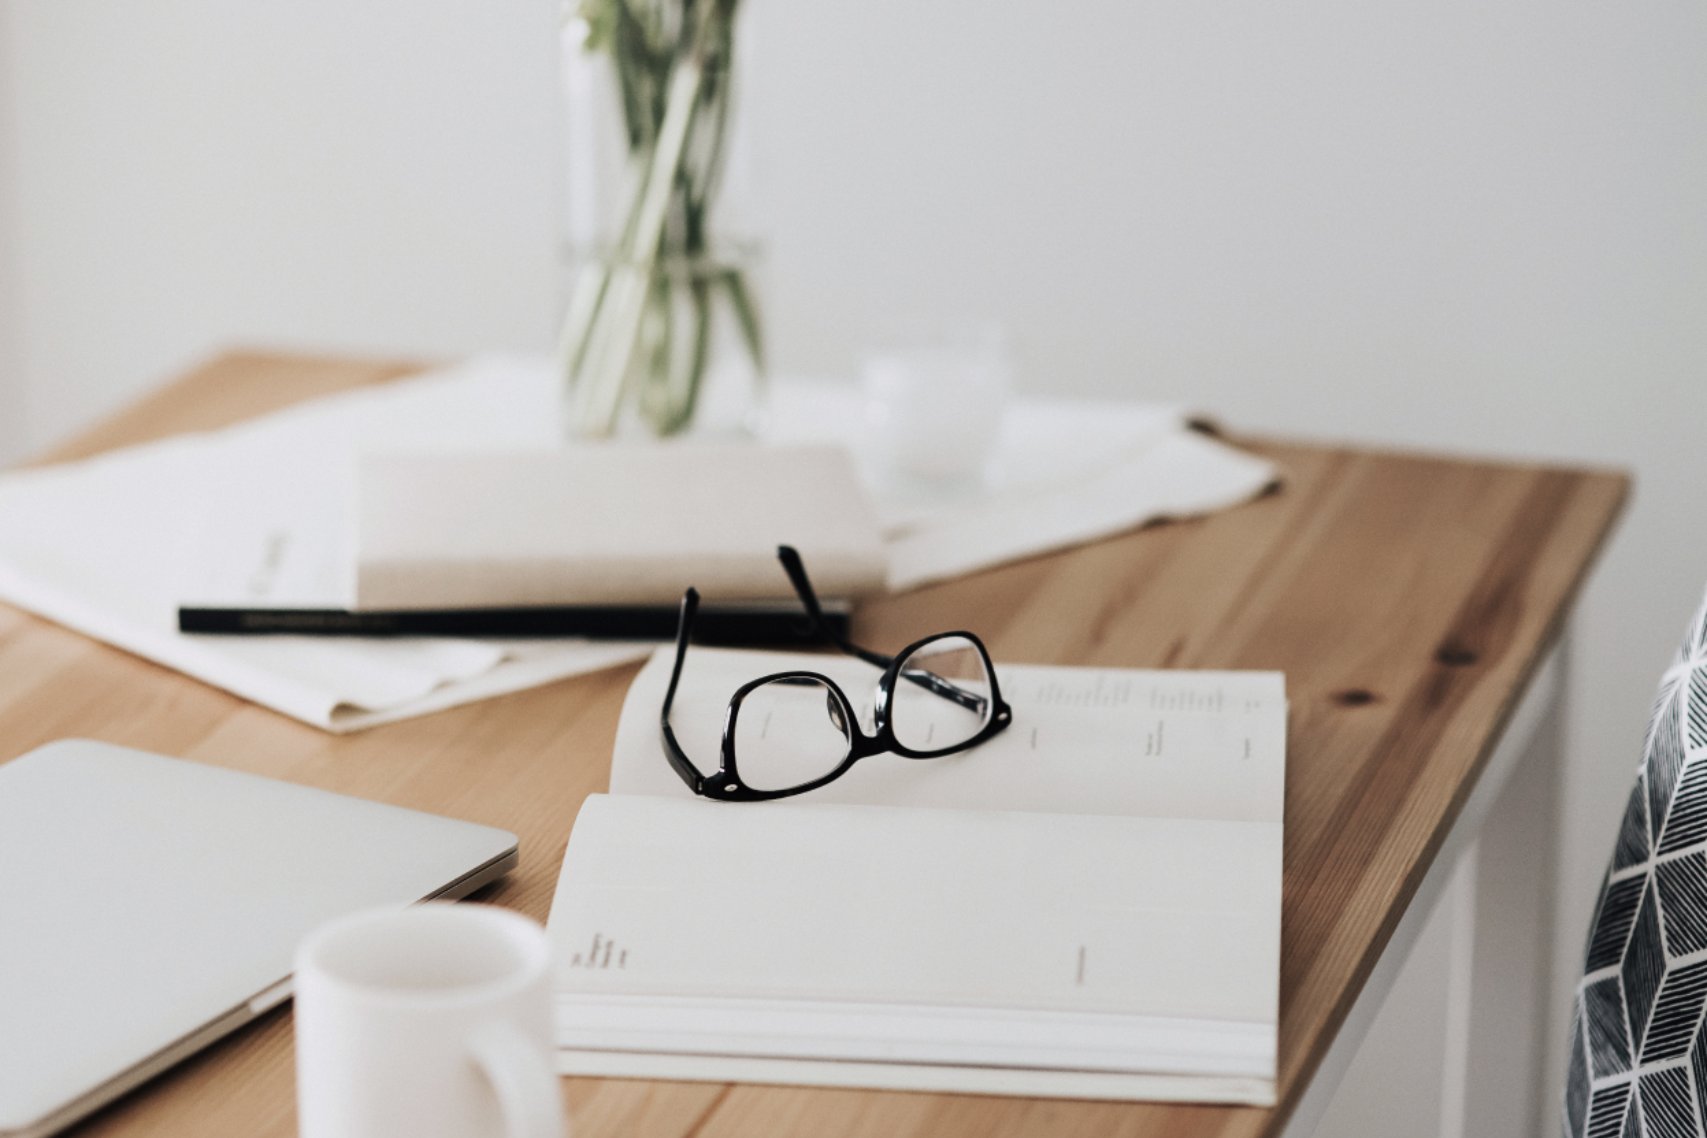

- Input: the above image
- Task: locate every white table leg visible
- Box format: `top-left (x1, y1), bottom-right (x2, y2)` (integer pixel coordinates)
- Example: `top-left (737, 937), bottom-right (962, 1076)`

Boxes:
top-left (1440, 841), bottom-right (1479, 1138)
top-left (1289, 638), bottom-right (1567, 1138)
top-left (1457, 647), bottom-right (1565, 1136)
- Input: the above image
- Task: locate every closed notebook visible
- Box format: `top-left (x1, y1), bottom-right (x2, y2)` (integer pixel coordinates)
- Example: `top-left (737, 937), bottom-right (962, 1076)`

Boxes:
top-left (352, 446), bottom-right (887, 610)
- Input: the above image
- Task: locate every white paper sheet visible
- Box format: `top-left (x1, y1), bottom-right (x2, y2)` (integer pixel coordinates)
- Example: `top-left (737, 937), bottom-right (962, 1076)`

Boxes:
top-left (763, 384), bottom-right (1279, 590)
top-left (0, 359), bottom-right (649, 731)
top-left (0, 356), bottom-right (1280, 731)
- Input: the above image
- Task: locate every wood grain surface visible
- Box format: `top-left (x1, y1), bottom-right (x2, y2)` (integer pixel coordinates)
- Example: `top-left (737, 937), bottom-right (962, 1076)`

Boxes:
top-left (0, 351), bottom-right (1628, 1138)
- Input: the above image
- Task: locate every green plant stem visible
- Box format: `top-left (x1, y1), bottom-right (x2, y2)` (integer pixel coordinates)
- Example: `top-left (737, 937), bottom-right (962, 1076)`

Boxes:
top-left (568, 2), bottom-right (714, 435)
top-left (562, 0), bottom-right (759, 438)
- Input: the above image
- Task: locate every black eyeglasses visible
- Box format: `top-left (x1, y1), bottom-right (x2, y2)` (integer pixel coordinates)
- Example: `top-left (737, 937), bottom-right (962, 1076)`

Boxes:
top-left (661, 546), bottom-right (1012, 802)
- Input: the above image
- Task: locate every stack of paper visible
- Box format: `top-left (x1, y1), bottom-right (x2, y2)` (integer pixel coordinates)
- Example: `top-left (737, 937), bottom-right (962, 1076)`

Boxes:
top-left (548, 649), bottom-right (1287, 1104)
top-left (0, 356), bottom-right (1280, 732)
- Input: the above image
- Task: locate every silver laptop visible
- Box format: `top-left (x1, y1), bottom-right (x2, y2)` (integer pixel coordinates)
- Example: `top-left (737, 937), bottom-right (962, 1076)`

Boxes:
top-left (0, 739), bottom-right (519, 1138)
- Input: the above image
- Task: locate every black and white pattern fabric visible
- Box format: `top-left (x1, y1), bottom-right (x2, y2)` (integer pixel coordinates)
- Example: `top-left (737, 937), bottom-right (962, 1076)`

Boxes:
top-left (1566, 591), bottom-right (1707, 1137)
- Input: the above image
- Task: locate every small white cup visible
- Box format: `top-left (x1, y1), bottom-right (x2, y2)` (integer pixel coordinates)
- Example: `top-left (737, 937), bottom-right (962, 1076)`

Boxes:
top-left (294, 903), bottom-right (566, 1138)
top-left (860, 327), bottom-right (1011, 496)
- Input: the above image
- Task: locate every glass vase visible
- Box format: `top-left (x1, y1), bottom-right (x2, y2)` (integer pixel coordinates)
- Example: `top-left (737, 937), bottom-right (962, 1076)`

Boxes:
top-left (558, 0), bottom-right (766, 440)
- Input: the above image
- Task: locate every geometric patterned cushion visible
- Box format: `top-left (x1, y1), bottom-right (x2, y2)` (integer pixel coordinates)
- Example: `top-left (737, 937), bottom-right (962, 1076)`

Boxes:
top-left (1566, 595), bottom-right (1707, 1137)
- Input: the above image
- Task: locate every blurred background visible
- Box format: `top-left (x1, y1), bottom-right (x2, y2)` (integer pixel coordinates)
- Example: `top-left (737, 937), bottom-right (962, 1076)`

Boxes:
top-left (1, 0), bottom-right (1704, 1129)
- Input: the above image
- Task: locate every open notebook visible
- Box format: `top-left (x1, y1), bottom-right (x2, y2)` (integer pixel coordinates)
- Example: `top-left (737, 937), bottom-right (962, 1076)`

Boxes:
top-left (546, 648), bottom-right (1286, 1104)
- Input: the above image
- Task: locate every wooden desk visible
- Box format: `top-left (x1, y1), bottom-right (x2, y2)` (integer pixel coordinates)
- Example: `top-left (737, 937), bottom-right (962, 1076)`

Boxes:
top-left (0, 352), bottom-right (1627, 1138)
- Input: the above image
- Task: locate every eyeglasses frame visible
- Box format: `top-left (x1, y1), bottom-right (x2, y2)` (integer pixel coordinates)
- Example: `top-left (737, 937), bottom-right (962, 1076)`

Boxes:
top-left (660, 546), bottom-right (1013, 802)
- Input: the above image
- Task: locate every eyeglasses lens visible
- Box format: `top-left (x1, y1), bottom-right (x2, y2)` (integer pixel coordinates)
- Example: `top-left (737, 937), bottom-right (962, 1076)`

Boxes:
top-left (733, 677), bottom-right (855, 792)
top-left (891, 635), bottom-right (993, 754)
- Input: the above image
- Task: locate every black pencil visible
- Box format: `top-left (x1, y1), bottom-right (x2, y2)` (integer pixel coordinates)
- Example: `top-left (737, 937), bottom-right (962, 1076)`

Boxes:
top-left (177, 601), bottom-right (849, 645)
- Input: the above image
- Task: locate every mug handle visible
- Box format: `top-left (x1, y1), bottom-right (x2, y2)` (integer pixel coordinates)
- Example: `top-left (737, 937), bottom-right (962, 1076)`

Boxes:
top-left (469, 1021), bottom-right (568, 1138)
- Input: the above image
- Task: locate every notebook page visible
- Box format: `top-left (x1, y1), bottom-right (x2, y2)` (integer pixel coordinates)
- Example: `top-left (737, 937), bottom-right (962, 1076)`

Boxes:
top-left (607, 647), bottom-right (1285, 823)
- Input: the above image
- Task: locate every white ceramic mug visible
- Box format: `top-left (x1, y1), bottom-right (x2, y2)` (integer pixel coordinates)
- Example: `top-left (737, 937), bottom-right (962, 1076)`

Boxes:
top-left (294, 903), bottom-right (566, 1138)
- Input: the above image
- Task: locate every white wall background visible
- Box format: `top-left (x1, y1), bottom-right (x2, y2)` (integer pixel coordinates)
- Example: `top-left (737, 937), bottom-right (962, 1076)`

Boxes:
top-left (2, 0), bottom-right (1706, 1127)
top-left (0, 4), bottom-right (23, 463)
top-left (0, 1), bottom-right (564, 454)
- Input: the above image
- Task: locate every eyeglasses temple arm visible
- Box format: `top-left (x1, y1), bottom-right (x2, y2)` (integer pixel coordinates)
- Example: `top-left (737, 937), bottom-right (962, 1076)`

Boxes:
top-left (659, 588), bottom-right (707, 796)
top-left (777, 545), bottom-right (992, 717)
top-left (776, 544), bottom-right (893, 669)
